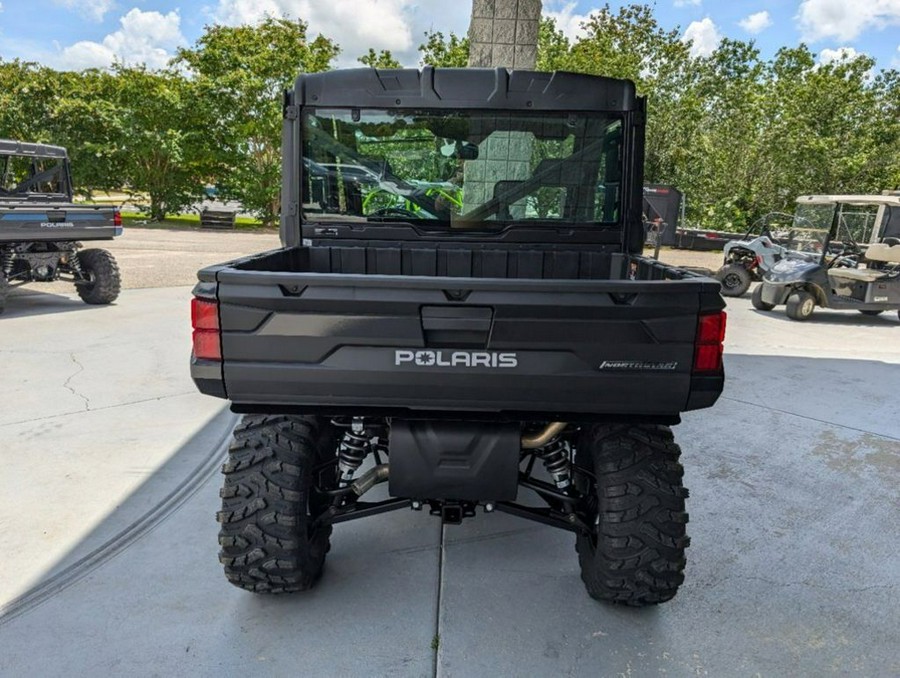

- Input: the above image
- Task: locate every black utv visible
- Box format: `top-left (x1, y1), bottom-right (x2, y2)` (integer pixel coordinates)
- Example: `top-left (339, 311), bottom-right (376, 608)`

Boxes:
top-left (190, 68), bottom-right (727, 606)
top-left (0, 140), bottom-right (122, 313)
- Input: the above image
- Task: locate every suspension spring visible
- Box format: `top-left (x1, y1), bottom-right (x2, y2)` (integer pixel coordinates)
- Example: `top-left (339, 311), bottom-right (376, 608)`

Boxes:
top-left (67, 246), bottom-right (84, 278)
top-left (337, 419), bottom-right (370, 484)
top-left (535, 438), bottom-right (572, 490)
top-left (1, 249), bottom-right (14, 278)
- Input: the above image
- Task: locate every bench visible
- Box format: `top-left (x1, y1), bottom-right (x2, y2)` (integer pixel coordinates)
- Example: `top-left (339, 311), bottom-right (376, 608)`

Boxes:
top-left (199, 208), bottom-right (237, 230)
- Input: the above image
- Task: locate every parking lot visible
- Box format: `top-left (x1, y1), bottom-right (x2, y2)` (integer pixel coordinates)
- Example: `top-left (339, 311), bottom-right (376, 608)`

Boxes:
top-left (0, 229), bottom-right (898, 677)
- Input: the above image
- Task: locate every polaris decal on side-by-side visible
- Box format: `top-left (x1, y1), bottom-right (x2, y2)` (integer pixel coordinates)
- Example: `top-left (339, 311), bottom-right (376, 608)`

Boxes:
top-left (598, 360), bottom-right (679, 371)
top-left (395, 350), bottom-right (518, 368)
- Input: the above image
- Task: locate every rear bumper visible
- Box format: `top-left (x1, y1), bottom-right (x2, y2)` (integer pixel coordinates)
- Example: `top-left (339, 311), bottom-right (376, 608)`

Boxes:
top-left (193, 347), bottom-right (722, 421)
top-left (0, 206), bottom-right (118, 243)
top-left (0, 225), bottom-right (119, 243)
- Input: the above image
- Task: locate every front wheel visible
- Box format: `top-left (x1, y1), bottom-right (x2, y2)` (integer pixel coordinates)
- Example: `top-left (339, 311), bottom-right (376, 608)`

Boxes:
top-left (785, 290), bottom-right (816, 321)
top-left (75, 249), bottom-right (121, 305)
top-left (751, 284), bottom-right (775, 311)
top-left (716, 264), bottom-right (752, 297)
top-left (575, 425), bottom-right (689, 606)
top-left (859, 310), bottom-right (883, 316)
top-left (217, 415), bottom-right (339, 593)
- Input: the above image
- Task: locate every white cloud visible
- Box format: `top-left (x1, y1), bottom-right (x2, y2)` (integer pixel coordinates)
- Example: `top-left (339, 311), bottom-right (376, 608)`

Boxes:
top-left (211, 0), bottom-right (436, 63)
top-left (53, 0), bottom-right (116, 22)
top-left (59, 9), bottom-right (186, 71)
top-left (682, 18), bottom-right (722, 57)
top-left (674, 0), bottom-right (702, 7)
top-left (542, 1), bottom-right (591, 41)
top-left (818, 46), bottom-right (863, 64)
top-left (739, 10), bottom-right (772, 34)
top-left (797, 0), bottom-right (900, 42)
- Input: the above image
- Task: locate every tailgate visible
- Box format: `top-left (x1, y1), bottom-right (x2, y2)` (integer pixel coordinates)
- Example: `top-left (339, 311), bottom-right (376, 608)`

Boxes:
top-left (209, 269), bottom-right (723, 419)
top-left (0, 204), bottom-right (120, 242)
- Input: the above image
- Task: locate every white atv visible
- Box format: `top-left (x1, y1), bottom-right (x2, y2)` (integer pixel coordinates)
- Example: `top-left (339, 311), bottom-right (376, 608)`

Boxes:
top-left (715, 213), bottom-right (816, 297)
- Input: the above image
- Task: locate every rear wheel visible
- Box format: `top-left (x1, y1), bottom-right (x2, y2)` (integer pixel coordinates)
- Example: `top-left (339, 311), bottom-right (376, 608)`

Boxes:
top-left (785, 290), bottom-right (815, 321)
top-left (75, 249), bottom-right (121, 305)
top-left (575, 425), bottom-right (689, 606)
top-left (751, 284), bottom-right (775, 311)
top-left (217, 415), bottom-right (339, 593)
top-left (716, 264), bottom-right (752, 297)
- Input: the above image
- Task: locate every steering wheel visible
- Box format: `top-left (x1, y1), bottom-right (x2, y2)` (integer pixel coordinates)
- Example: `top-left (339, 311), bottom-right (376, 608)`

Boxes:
top-left (883, 237), bottom-right (900, 246)
top-left (829, 240), bottom-right (861, 268)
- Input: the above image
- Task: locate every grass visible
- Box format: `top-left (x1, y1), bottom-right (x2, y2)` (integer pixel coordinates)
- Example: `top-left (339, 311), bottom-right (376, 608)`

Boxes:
top-left (120, 211), bottom-right (274, 232)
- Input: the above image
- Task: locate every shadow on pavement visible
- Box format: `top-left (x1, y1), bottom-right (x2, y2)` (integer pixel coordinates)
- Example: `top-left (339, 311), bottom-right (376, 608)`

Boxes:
top-left (0, 406), bottom-right (239, 622)
top-left (2, 287), bottom-right (104, 319)
top-left (0, 408), bottom-right (440, 676)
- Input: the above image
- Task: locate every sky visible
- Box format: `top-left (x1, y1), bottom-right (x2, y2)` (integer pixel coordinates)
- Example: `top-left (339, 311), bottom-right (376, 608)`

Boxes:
top-left (0, 0), bottom-right (898, 72)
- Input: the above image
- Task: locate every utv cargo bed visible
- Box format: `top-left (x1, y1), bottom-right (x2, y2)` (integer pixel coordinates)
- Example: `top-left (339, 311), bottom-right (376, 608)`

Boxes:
top-left (193, 244), bottom-right (724, 420)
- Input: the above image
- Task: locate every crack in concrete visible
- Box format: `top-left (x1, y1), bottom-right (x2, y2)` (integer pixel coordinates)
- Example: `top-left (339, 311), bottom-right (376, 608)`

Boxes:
top-left (721, 396), bottom-right (900, 442)
top-left (62, 353), bottom-right (90, 412)
top-left (703, 574), bottom-right (897, 593)
top-left (0, 391), bottom-right (198, 429)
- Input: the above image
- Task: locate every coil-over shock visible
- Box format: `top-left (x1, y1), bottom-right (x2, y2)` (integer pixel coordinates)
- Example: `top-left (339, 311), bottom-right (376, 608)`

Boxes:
top-left (66, 244), bottom-right (85, 279)
top-left (523, 422), bottom-right (572, 490)
top-left (334, 418), bottom-right (370, 485)
top-left (1, 248), bottom-right (14, 278)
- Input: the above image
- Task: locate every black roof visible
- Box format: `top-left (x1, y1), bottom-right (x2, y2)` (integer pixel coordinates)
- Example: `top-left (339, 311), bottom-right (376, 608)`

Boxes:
top-left (295, 67), bottom-right (637, 113)
top-left (0, 139), bottom-right (68, 159)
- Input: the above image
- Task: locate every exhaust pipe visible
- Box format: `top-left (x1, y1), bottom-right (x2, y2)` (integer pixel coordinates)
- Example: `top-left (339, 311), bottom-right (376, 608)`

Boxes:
top-left (521, 422), bottom-right (567, 449)
top-left (351, 464), bottom-right (389, 496)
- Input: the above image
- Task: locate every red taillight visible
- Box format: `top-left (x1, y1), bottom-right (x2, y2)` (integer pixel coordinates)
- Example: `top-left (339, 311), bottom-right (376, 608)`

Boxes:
top-left (694, 311), bottom-right (726, 373)
top-left (192, 298), bottom-right (219, 330)
top-left (113, 210), bottom-right (122, 227)
top-left (697, 312), bottom-right (726, 344)
top-left (694, 344), bottom-right (722, 372)
top-left (191, 297), bottom-right (221, 361)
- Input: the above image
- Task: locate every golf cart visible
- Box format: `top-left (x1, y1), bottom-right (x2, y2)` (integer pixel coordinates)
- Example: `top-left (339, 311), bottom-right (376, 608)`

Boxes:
top-left (752, 195), bottom-right (900, 320)
top-left (715, 212), bottom-right (817, 296)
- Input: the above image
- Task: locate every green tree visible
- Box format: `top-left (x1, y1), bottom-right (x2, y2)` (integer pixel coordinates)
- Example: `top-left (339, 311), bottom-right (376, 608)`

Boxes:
top-left (419, 31), bottom-right (469, 67)
top-left (111, 66), bottom-right (212, 220)
top-left (0, 62), bottom-right (125, 198)
top-left (49, 68), bottom-right (128, 197)
top-left (0, 60), bottom-right (57, 142)
top-left (557, 5), bottom-right (706, 220)
top-left (359, 49), bottom-right (401, 69)
top-left (537, 17), bottom-right (572, 72)
top-left (175, 19), bottom-right (340, 225)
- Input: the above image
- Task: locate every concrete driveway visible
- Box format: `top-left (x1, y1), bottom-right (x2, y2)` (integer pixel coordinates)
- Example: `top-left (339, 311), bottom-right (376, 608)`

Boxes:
top-left (0, 237), bottom-right (897, 676)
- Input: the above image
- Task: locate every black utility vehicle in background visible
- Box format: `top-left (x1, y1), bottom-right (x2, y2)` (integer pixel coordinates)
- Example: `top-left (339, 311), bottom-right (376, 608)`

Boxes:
top-left (190, 68), bottom-right (727, 606)
top-left (0, 140), bottom-right (121, 313)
